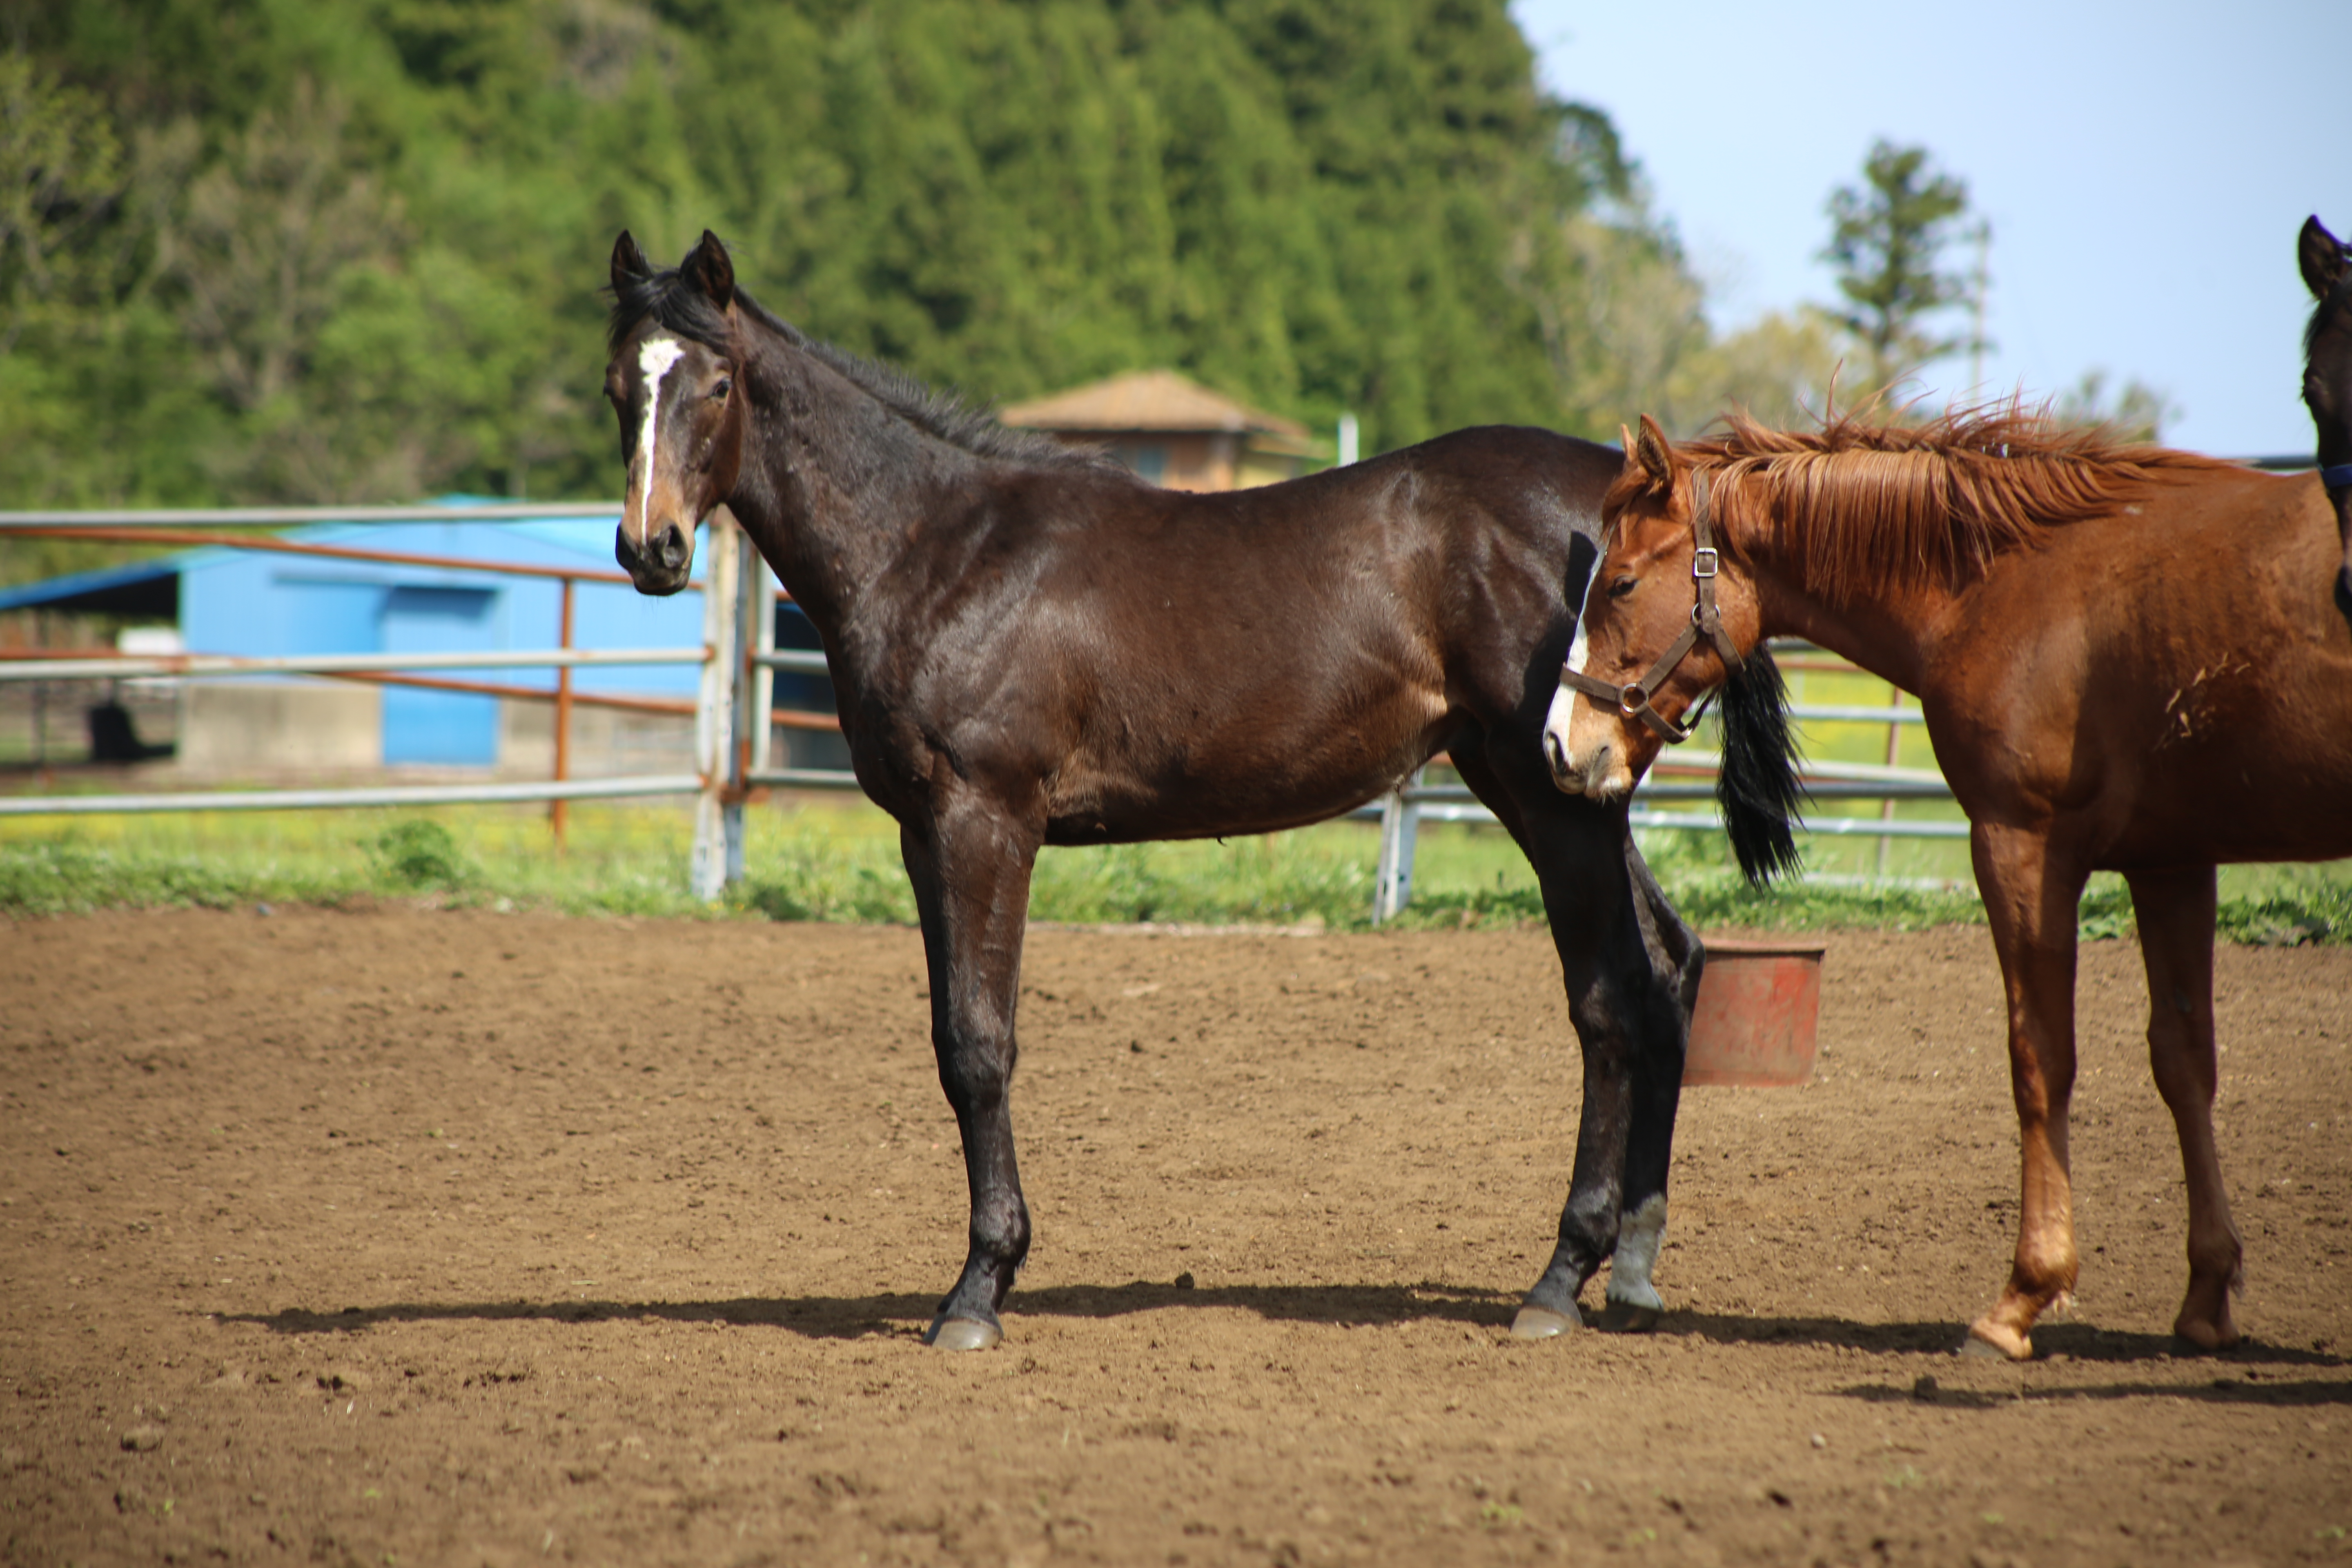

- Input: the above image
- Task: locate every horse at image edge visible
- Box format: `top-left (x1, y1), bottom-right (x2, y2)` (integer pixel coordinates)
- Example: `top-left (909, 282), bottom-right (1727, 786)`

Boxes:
top-left (2298, 213), bottom-right (2352, 617)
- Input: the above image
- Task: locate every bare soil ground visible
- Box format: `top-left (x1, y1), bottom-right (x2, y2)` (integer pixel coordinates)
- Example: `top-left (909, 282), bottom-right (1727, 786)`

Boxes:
top-left (2, 906), bottom-right (2348, 1567)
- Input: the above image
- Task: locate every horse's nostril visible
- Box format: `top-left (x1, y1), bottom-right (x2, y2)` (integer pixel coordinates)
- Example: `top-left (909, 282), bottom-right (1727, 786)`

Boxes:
top-left (655, 523), bottom-right (689, 571)
top-left (614, 523), bottom-right (640, 571)
top-left (1544, 729), bottom-right (1566, 777)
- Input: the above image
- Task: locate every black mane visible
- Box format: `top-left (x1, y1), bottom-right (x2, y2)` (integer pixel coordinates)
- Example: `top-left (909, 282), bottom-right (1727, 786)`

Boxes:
top-left (607, 262), bottom-right (1115, 471)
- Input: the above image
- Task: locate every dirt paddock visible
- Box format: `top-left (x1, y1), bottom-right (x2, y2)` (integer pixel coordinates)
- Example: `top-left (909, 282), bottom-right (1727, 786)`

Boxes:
top-left (2, 906), bottom-right (2348, 1566)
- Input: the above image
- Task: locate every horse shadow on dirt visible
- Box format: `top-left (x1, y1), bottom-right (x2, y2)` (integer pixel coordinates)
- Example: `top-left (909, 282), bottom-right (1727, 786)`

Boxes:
top-left (217, 1288), bottom-right (2352, 1394)
top-left (1643, 1311), bottom-right (2352, 1408)
top-left (218, 1278), bottom-right (1519, 1342)
top-left (1658, 1309), bottom-right (2347, 1368)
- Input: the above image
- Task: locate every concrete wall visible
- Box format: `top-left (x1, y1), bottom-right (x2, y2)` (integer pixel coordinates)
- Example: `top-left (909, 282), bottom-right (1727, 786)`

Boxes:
top-left (177, 682), bottom-right (381, 773)
top-left (500, 699), bottom-right (695, 778)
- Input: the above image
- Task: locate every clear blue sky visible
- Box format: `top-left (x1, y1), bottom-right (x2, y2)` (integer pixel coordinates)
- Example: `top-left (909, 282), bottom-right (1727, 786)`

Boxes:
top-left (1510, 0), bottom-right (2350, 457)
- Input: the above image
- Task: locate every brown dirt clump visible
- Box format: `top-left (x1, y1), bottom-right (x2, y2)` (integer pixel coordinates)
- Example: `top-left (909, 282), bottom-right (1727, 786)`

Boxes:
top-left (2, 906), bottom-right (2347, 1565)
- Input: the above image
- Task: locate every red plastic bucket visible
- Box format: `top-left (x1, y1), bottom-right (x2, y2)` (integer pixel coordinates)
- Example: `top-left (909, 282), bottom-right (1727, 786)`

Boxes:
top-left (1684, 938), bottom-right (1825, 1087)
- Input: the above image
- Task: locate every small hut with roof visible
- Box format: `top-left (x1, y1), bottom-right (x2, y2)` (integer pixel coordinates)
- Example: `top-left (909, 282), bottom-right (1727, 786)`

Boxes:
top-left (999, 370), bottom-right (1319, 491)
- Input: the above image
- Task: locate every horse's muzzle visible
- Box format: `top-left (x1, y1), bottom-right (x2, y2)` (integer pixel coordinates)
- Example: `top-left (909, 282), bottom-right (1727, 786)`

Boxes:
top-left (1543, 726), bottom-right (1583, 795)
top-left (616, 520), bottom-right (693, 596)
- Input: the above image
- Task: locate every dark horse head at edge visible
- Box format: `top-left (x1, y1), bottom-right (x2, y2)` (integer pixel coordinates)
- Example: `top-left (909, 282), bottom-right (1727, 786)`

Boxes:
top-left (2297, 214), bottom-right (2352, 618)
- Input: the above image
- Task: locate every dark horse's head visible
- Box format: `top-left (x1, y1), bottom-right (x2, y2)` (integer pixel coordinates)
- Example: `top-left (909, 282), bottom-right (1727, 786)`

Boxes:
top-left (2299, 215), bottom-right (2352, 615)
top-left (604, 230), bottom-right (748, 595)
top-left (1543, 414), bottom-right (1804, 886)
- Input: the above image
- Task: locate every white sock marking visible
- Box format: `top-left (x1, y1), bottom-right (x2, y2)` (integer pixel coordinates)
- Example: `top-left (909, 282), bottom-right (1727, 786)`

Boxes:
top-left (631, 336), bottom-right (687, 542)
top-left (1606, 1192), bottom-right (1668, 1311)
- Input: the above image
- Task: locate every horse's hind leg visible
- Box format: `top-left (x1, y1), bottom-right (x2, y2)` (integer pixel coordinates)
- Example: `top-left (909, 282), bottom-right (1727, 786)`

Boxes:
top-left (2125, 865), bottom-right (2242, 1351)
top-left (899, 799), bottom-right (1042, 1351)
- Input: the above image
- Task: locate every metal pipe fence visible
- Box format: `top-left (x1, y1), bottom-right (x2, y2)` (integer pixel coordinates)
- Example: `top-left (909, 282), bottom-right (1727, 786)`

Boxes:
top-left (0, 502), bottom-right (742, 882)
top-left (4, 505), bottom-right (1967, 913)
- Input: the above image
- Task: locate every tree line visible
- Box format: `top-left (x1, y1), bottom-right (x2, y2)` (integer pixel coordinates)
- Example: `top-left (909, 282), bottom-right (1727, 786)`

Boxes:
top-left (2, 0), bottom-right (2152, 589)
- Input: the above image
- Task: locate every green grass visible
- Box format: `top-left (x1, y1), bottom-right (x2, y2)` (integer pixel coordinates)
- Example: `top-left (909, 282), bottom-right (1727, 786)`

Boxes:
top-left (0, 790), bottom-right (2345, 944)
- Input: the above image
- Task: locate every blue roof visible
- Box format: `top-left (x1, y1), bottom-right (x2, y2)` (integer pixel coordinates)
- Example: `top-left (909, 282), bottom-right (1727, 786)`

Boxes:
top-left (0, 557), bottom-right (180, 614)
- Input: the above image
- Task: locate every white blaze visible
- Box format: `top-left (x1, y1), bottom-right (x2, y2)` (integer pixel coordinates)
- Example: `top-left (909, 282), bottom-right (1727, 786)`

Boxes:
top-left (1542, 557), bottom-right (1606, 786)
top-left (630, 336), bottom-right (688, 540)
top-left (1605, 1192), bottom-right (1668, 1312)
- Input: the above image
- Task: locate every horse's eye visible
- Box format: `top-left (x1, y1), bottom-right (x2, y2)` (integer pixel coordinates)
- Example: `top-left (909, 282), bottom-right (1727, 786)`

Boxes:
top-left (712, 377), bottom-right (732, 401)
top-left (1608, 575), bottom-right (1638, 600)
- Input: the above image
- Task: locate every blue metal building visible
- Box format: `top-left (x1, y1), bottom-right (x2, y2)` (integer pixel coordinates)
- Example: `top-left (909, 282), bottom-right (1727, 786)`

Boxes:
top-left (0, 503), bottom-right (712, 767)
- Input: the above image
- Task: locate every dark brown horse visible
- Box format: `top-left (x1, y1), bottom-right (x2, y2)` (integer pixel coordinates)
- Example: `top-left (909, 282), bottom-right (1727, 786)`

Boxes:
top-left (605, 230), bottom-right (1704, 1350)
top-left (1544, 408), bottom-right (2352, 1360)
top-left (2298, 214), bottom-right (2352, 614)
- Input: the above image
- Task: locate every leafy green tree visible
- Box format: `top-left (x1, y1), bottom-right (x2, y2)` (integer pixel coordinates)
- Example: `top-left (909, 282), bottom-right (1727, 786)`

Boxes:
top-left (1820, 139), bottom-right (1975, 395)
top-left (1, 0), bottom-right (1670, 549)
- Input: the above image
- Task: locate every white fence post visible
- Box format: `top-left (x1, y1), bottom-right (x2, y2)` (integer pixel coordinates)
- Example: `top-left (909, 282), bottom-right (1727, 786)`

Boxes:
top-left (1371, 769), bottom-right (1421, 924)
top-left (722, 524), bottom-right (764, 888)
top-left (748, 553), bottom-right (777, 780)
top-left (691, 510), bottom-right (741, 902)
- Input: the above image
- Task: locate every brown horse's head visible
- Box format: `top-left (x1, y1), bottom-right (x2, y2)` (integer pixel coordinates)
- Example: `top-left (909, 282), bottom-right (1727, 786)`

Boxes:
top-left (2299, 214), bottom-right (2352, 609)
top-left (605, 230), bottom-right (748, 595)
top-left (1543, 414), bottom-right (1760, 800)
top-left (1542, 414), bottom-right (1805, 884)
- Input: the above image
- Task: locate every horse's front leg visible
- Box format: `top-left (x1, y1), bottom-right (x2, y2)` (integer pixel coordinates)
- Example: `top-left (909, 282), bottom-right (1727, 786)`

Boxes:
top-left (1594, 828), bottom-right (1704, 1332)
top-left (900, 796), bottom-right (1042, 1351)
top-left (2124, 864), bottom-right (2242, 1351)
top-left (1966, 821), bottom-right (2087, 1361)
top-left (1510, 793), bottom-right (1695, 1339)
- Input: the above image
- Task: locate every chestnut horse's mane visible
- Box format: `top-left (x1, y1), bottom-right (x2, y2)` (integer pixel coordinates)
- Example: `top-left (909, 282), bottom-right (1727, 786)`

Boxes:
top-left (1637, 406), bottom-right (2244, 605)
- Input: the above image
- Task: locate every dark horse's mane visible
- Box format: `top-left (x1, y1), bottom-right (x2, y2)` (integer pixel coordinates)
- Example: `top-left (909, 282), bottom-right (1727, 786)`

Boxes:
top-left (606, 261), bottom-right (1116, 472)
top-left (1619, 405), bottom-right (2242, 608)
top-left (1629, 405), bottom-right (2238, 889)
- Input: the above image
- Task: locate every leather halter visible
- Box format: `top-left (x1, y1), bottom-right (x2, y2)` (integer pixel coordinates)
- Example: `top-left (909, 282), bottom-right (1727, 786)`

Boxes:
top-left (1557, 470), bottom-right (1744, 745)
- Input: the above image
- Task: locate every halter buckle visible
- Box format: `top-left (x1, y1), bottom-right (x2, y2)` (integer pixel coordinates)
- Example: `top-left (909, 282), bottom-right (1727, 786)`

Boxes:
top-left (1691, 546), bottom-right (1718, 579)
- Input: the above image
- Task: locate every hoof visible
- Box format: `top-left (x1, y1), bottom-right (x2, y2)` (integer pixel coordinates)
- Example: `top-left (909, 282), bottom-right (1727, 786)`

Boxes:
top-left (2170, 1315), bottom-right (2238, 1355)
top-left (1595, 1300), bottom-right (1662, 1334)
top-left (1509, 1303), bottom-right (1581, 1341)
top-left (922, 1315), bottom-right (1002, 1352)
top-left (1958, 1326), bottom-right (2030, 1361)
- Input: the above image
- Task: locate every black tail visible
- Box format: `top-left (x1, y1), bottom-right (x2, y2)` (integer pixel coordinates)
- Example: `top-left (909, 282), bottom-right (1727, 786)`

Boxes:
top-left (1716, 647), bottom-right (1806, 886)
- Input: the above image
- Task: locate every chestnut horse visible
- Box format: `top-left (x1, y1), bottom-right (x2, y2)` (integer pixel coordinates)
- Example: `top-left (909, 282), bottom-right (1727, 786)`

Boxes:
top-left (605, 230), bottom-right (1706, 1350)
top-left (2298, 214), bottom-right (2352, 615)
top-left (1543, 408), bottom-right (2352, 1360)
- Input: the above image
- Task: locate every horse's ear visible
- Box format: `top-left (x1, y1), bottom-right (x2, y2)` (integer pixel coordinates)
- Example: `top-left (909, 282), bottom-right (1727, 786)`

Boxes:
top-left (2300, 216), bottom-right (2349, 301)
top-left (684, 230), bottom-right (735, 308)
top-left (611, 231), bottom-right (650, 290)
top-left (1633, 413), bottom-right (1675, 488)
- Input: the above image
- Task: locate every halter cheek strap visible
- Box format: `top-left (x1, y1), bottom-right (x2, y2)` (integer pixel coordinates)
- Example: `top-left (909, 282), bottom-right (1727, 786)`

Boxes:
top-left (1557, 470), bottom-right (1744, 746)
top-left (2323, 463), bottom-right (2352, 490)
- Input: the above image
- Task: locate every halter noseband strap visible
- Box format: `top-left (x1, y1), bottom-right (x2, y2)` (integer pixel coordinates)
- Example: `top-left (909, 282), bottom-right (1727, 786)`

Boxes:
top-left (1557, 470), bottom-right (1743, 746)
top-left (2323, 463), bottom-right (2352, 490)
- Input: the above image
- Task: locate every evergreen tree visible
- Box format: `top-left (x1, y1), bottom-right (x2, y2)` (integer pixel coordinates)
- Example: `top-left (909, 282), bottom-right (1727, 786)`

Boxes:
top-left (1819, 139), bottom-right (1974, 395)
